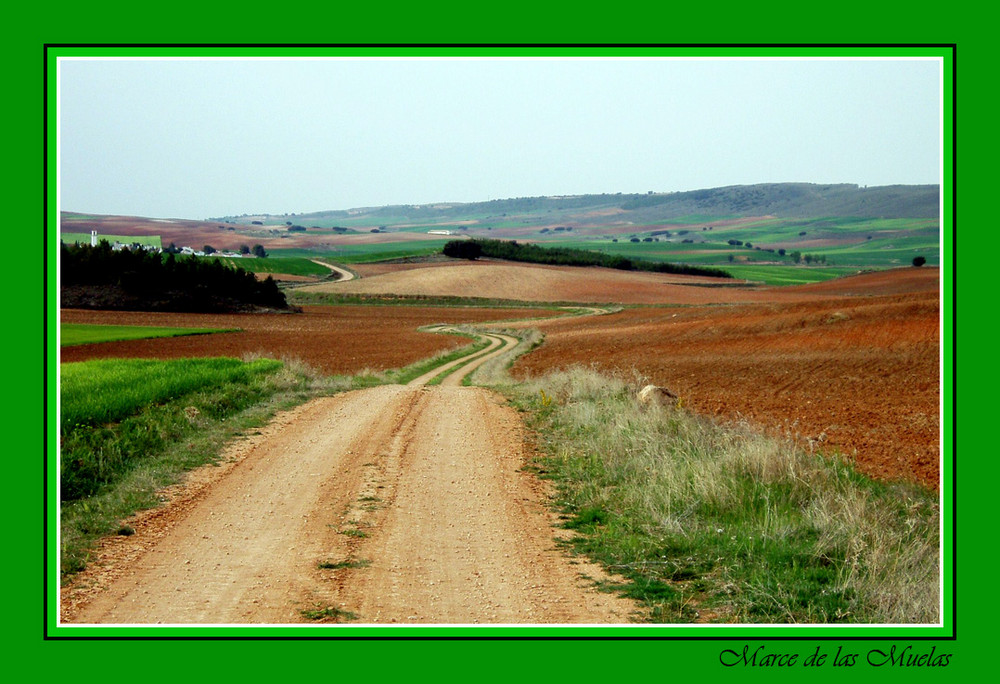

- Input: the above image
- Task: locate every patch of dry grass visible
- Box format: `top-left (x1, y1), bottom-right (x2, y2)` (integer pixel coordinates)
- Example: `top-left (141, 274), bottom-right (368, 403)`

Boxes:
top-left (505, 365), bottom-right (939, 624)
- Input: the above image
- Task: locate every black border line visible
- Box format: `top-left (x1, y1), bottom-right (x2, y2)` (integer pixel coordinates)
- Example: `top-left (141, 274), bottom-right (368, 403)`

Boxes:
top-left (44, 42), bottom-right (958, 643)
top-left (43, 42), bottom-right (51, 642)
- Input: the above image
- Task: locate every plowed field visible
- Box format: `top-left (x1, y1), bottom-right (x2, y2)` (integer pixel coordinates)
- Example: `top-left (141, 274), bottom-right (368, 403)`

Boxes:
top-left (61, 264), bottom-right (943, 491)
top-left (301, 260), bottom-right (795, 305)
top-left (511, 288), bottom-right (941, 490)
top-left (60, 305), bottom-right (553, 375)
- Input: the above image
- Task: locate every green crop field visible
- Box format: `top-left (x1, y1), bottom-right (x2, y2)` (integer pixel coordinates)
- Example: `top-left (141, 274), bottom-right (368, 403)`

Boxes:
top-left (721, 264), bottom-right (863, 285)
top-left (213, 255), bottom-right (332, 276)
top-left (60, 357), bottom-right (282, 432)
top-left (538, 216), bottom-right (939, 271)
top-left (61, 323), bottom-right (239, 347)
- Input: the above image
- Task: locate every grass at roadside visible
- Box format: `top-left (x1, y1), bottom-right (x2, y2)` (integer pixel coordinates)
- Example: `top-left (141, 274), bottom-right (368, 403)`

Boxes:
top-left (61, 358), bottom-right (282, 433)
top-left (59, 356), bottom-right (342, 578)
top-left (496, 366), bottom-right (939, 624)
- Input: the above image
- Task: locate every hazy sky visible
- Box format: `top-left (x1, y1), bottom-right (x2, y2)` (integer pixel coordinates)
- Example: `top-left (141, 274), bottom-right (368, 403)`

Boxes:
top-left (58, 56), bottom-right (942, 220)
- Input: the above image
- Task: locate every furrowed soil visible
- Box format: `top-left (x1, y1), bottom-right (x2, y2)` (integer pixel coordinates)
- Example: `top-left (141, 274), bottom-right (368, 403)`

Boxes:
top-left (60, 304), bottom-right (554, 375)
top-left (510, 274), bottom-right (941, 490)
top-left (301, 261), bottom-right (942, 488)
top-left (302, 260), bottom-right (784, 305)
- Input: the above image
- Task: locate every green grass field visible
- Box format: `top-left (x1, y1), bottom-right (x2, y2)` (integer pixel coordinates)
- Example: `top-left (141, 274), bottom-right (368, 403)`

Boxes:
top-left (61, 323), bottom-right (239, 347)
top-left (60, 357), bottom-right (283, 432)
top-left (536, 216), bottom-right (939, 270)
top-left (721, 265), bottom-right (863, 285)
top-left (212, 255), bottom-right (332, 276)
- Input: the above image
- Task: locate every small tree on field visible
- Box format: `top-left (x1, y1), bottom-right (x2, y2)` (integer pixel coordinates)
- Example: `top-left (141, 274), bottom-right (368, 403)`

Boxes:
top-left (240, 245), bottom-right (251, 255)
top-left (203, 245), bottom-right (216, 255)
top-left (912, 256), bottom-right (927, 267)
top-left (252, 244), bottom-right (268, 258)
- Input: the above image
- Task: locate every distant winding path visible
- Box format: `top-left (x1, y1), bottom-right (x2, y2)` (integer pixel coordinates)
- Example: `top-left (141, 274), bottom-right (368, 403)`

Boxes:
top-left (309, 259), bottom-right (356, 283)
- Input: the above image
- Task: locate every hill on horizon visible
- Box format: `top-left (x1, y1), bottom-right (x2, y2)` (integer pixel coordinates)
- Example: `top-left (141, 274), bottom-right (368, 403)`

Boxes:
top-left (216, 182), bottom-right (939, 226)
top-left (61, 182), bottom-right (941, 272)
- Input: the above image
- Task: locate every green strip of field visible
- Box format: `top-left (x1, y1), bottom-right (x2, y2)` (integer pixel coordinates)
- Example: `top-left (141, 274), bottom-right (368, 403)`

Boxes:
top-left (213, 255), bottom-right (332, 276)
top-left (60, 323), bottom-right (239, 347)
top-left (721, 265), bottom-right (865, 286)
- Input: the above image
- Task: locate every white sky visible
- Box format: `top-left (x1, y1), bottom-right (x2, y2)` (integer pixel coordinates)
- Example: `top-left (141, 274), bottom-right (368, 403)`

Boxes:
top-left (58, 56), bottom-right (942, 220)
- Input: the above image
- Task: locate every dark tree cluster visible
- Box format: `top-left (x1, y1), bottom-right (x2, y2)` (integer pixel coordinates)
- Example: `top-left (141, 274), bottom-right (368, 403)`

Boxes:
top-left (442, 239), bottom-right (732, 279)
top-left (442, 240), bottom-right (483, 260)
top-left (61, 240), bottom-right (292, 313)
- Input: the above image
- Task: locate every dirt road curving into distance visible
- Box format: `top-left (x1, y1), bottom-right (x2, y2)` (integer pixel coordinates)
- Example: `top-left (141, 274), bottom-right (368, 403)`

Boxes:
top-left (309, 259), bottom-right (356, 282)
top-left (62, 329), bottom-right (637, 625)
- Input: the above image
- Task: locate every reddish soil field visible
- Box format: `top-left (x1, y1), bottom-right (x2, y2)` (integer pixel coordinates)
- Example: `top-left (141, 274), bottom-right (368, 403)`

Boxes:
top-left (60, 305), bottom-right (554, 376)
top-left (60, 265), bottom-right (944, 492)
top-left (511, 288), bottom-right (942, 491)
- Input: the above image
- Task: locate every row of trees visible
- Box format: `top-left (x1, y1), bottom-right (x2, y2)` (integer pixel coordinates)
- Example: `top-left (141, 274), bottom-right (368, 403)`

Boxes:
top-left (61, 241), bottom-right (289, 312)
top-left (443, 239), bottom-right (732, 279)
top-left (165, 242), bottom-right (267, 258)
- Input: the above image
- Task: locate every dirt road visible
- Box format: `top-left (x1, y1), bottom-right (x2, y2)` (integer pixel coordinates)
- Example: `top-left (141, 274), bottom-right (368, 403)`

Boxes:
top-left (309, 259), bottom-right (355, 282)
top-left (62, 332), bottom-right (635, 625)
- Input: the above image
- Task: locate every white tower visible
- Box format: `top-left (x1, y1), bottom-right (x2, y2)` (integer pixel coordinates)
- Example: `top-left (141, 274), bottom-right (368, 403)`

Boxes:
top-left (91, 230), bottom-right (98, 247)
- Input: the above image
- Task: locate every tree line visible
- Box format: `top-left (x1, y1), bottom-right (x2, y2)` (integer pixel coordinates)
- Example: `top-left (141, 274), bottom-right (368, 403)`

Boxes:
top-left (443, 239), bottom-right (732, 279)
top-left (61, 240), bottom-right (291, 312)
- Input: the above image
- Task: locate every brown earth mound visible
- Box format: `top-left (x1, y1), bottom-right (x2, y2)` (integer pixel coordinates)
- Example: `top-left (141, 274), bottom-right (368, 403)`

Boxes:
top-left (302, 260), bottom-right (772, 305)
top-left (315, 259), bottom-right (939, 306)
